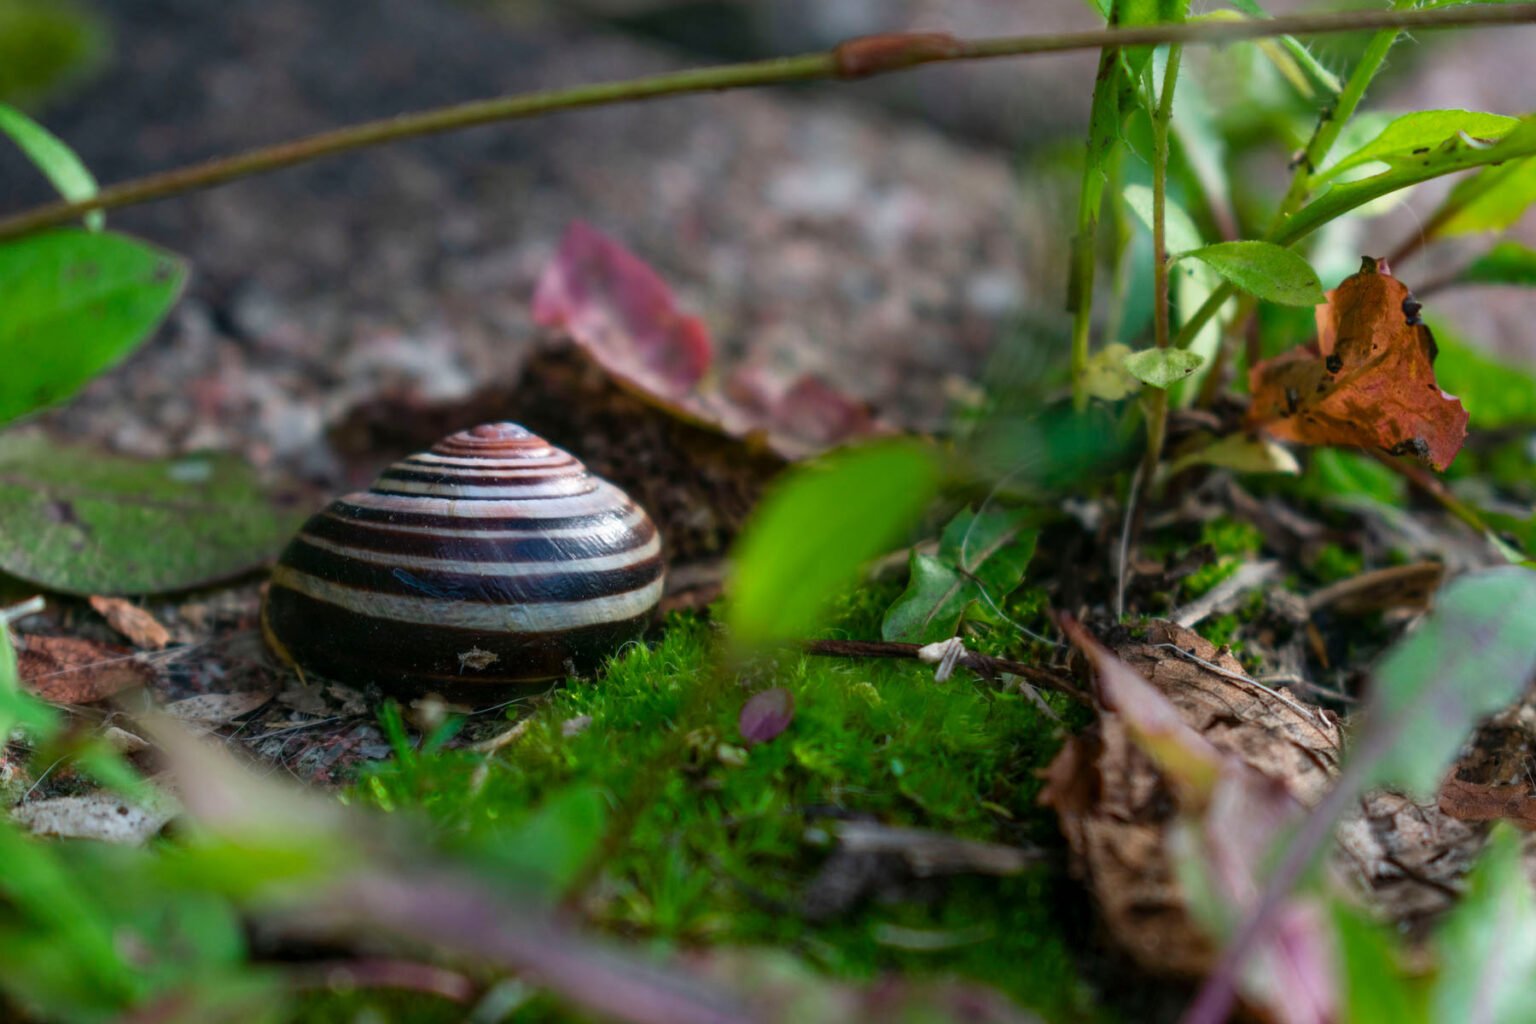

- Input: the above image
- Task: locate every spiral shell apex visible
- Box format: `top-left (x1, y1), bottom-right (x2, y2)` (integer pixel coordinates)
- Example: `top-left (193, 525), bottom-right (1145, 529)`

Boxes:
top-left (261, 422), bottom-right (664, 694)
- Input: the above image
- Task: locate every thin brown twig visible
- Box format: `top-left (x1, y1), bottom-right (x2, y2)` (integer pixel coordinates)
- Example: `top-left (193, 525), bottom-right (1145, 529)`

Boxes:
top-left (1, 5), bottom-right (1535, 241)
top-left (803, 638), bottom-right (1088, 704)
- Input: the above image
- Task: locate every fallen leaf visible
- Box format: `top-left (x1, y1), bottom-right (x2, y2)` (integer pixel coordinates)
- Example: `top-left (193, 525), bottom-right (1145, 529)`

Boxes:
top-left (11, 794), bottom-right (173, 845)
top-left (739, 687), bottom-right (794, 744)
top-left (89, 595), bottom-right (171, 650)
top-left (162, 690), bottom-right (273, 730)
top-left (1247, 256), bottom-right (1469, 470)
top-left (1305, 561), bottom-right (1444, 616)
top-left (15, 633), bottom-right (154, 704)
top-left (1438, 777), bottom-right (1536, 829)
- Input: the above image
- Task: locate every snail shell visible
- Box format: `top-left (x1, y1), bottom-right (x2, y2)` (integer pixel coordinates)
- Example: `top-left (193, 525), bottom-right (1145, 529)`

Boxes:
top-left (261, 422), bottom-right (664, 694)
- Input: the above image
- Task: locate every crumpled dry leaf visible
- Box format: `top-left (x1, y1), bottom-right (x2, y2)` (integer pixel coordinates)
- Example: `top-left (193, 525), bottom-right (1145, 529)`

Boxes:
top-left (88, 595), bottom-right (171, 650)
top-left (162, 689), bottom-right (274, 732)
top-left (1248, 256), bottom-right (1469, 471)
top-left (1334, 790), bottom-right (1482, 927)
top-left (1438, 777), bottom-right (1536, 830)
top-left (1042, 620), bottom-right (1343, 985)
top-left (11, 794), bottom-right (174, 845)
top-left (533, 221), bottom-right (886, 459)
top-left (14, 632), bottom-right (155, 704)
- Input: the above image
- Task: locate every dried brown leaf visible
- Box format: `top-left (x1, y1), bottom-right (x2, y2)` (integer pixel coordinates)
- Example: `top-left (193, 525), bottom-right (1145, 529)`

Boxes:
top-left (15, 633), bottom-right (154, 704)
top-left (88, 595), bottom-right (171, 650)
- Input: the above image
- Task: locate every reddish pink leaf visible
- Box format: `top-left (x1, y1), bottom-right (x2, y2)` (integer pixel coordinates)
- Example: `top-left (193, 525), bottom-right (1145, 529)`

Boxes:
top-left (739, 687), bottom-right (795, 745)
top-left (532, 221), bottom-right (713, 399)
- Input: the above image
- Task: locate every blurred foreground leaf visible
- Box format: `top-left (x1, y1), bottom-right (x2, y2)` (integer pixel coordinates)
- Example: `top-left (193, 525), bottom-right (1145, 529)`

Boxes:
top-left (0, 434), bottom-right (306, 595)
top-left (0, 229), bottom-right (185, 425)
top-left (727, 441), bottom-right (939, 648)
top-left (0, 0), bottom-right (104, 106)
top-left (1432, 826), bottom-right (1536, 1024)
top-left (1458, 241), bottom-right (1536, 288)
top-left (0, 102), bottom-right (100, 229)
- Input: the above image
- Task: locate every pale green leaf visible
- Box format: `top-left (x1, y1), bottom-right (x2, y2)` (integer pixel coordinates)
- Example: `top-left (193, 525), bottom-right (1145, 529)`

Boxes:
top-left (1167, 433), bottom-right (1299, 477)
top-left (0, 229), bottom-right (186, 425)
top-left (1123, 183), bottom-right (1203, 254)
top-left (1180, 240), bottom-right (1325, 306)
top-left (1123, 347), bottom-right (1204, 388)
top-left (0, 434), bottom-right (308, 595)
top-left (1323, 110), bottom-right (1518, 180)
top-left (728, 441), bottom-right (940, 648)
top-left (1083, 342), bottom-right (1142, 401)
top-left (1437, 157), bottom-right (1536, 236)
top-left (882, 506), bottom-right (1039, 644)
top-left (0, 103), bottom-right (101, 230)
top-left (1428, 317), bottom-right (1536, 428)
top-left (1432, 826), bottom-right (1536, 1024)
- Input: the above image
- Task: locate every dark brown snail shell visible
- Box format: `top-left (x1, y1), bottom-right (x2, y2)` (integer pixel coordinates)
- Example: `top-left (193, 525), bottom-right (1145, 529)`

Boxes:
top-left (261, 422), bottom-right (664, 694)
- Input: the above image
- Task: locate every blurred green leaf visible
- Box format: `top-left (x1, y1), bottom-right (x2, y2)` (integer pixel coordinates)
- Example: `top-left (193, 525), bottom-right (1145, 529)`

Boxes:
top-left (882, 506), bottom-right (1039, 644)
top-left (1436, 158), bottom-right (1536, 237)
top-left (1432, 826), bottom-right (1536, 1024)
top-left (1221, 0), bottom-right (1342, 94)
top-left (1179, 241), bottom-right (1324, 306)
top-left (0, 434), bottom-right (308, 595)
top-left (1459, 241), bottom-right (1536, 287)
top-left (1124, 183), bottom-right (1203, 254)
top-left (728, 441), bottom-right (940, 648)
top-left (1304, 449), bottom-right (1405, 506)
top-left (1362, 567), bottom-right (1536, 796)
top-left (1123, 347), bottom-right (1204, 388)
top-left (0, 0), bottom-right (104, 107)
top-left (0, 229), bottom-right (186, 425)
top-left (1083, 342), bottom-right (1142, 401)
top-left (1334, 905), bottom-right (1427, 1024)
top-left (480, 785), bottom-right (608, 895)
top-left (0, 102), bottom-right (100, 229)
top-left (1322, 110), bottom-right (1518, 180)
top-left (1430, 317), bottom-right (1536, 428)
top-left (1166, 433), bottom-right (1298, 477)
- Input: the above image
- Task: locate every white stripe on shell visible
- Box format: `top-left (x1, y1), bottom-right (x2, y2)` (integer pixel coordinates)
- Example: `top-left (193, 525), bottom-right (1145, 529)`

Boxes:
top-left (406, 451), bottom-right (576, 469)
top-left (296, 531), bottom-right (661, 576)
top-left (372, 477), bottom-right (596, 499)
top-left (325, 503), bottom-right (650, 539)
top-left (271, 566), bottom-right (665, 631)
top-left (342, 485), bottom-right (623, 517)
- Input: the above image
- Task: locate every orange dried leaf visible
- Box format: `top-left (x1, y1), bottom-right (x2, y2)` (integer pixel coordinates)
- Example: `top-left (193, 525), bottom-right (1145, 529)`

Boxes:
top-left (1247, 256), bottom-right (1469, 471)
top-left (89, 595), bottom-right (171, 650)
top-left (15, 633), bottom-right (154, 704)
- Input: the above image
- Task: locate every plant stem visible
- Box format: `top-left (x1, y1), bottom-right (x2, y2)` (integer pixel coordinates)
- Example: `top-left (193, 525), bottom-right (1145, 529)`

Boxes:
top-left (1, 5), bottom-right (1534, 241)
top-left (1385, 156), bottom-right (1528, 268)
top-left (1141, 45), bottom-right (1184, 484)
top-left (802, 638), bottom-right (1088, 703)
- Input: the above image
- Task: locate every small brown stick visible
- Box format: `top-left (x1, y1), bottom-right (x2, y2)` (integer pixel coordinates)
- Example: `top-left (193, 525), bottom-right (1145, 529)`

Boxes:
top-left (1367, 448), bottom-right (1502, 541)
top-left (803, 638), bottom-right (1088, 704)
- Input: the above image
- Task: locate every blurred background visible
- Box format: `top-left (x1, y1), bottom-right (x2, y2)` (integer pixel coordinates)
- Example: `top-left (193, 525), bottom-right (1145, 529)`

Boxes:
top-left (1, 0), bottom-right (1531, 476)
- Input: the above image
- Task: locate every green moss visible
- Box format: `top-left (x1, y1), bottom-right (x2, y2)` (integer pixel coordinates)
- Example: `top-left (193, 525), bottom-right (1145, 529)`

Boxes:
top-left (1311, 543), bottom-right (1364, 585)
top-left (351, 590), bottom-right (1104, 1021)
top-left (1199, 518), bottom-right (1263, 559)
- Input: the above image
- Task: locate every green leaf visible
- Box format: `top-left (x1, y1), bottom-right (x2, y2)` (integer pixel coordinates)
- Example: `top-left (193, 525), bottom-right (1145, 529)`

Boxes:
top-left (0, 0), bottom-right (105, 108)
top-left (1431, 826), bottom-right (1536, 1024)
top-left (0, 434), bottom-right (308, 595)
top-left (1123, 183), bottom-right (1203, 254)
top-left (1362, 567), bottom-right (1536, 796)
top-left (1123, 347), bottom-right (1204, 388)
top-left (1180, 241), bottom-right (1324, 306)
top-left (1430, 317), bottom-right (1536, 428)
top-left (1221, 0), bottom-right (1341, 94)
top-left (728, 441), bottom-right (940, 648)
top-left (1335, 905), bottom-right (1427, 1024)
top-left (1083, 342), bottom-right (1141, 401)
top-left (0, 103), bottom-right (100, 230)
top-left (1322, 110), bottom-right (1519, 180)
top-left (1436, 157), bottom-right (1536, 236)
top-left (882, 506), bottom-right (1039, 644)
top-left (0, 229), bottom-right (186, 425)
top-left (1460, 241), bottom-right (1536, 287)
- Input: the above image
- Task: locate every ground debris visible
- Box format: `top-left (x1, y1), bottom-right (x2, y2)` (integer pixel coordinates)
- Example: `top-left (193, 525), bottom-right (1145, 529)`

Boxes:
top-left (88, 595), bottom-right (172, 650)
top-left (11, 793), bottom-right (174, 845)
top-left (14, 632), bottom-right (157, 705)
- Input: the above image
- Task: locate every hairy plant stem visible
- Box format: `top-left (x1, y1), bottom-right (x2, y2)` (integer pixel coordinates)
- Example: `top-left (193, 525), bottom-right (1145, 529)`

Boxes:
top-left (1, 5), bottom-right (1534, 242)
top-left (1140, 45), bottom-right (1184, 486)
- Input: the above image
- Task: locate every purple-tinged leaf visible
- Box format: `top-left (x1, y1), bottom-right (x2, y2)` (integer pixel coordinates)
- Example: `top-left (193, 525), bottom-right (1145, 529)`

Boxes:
top-left (739, 687), bottom-right (794, 745)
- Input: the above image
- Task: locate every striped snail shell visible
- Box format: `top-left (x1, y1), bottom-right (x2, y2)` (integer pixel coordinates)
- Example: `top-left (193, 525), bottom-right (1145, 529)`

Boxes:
top-left (261, 422), bottom-right (664, 695)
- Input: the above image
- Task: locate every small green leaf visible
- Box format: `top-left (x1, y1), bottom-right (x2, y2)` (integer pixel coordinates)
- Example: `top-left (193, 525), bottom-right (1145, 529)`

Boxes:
top-left (0, 103), bottom-right (101, 229)
top-left (1123, 347), bottom-right (1204, 388)
top-left (1362, 567), bottom-right (1536, 796)
top-left (0, 434), bottom-right (308, 595)
top-left (1431, 826), bottom-right (1536, 1024)
top-left (1460, 241), bottom-right (1536, 287)
top-left (1436, 157), bottom-right (1536, 236)
top-left (728, 441), bottom-right (940, 648)
top-left (1167, 432), bottom-right (1298, 477)
top-left (1323, 110), bottom-right (1519, 180)
top-left (882, 506), bottom-right (1039, 644)
top-left (0, 229), bottom-right (186, 425)
top-left (1430, 317), bottom-right (1536, 428)
top-left (1123, 183), bottom-right (1203, 255)
top-left (1180, 241), bottom-right (1325, 306)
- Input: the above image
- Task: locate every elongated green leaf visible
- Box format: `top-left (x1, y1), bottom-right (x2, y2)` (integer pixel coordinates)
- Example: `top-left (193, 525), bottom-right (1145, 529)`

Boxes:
top-left (1124, 183), bottom-right (1203, 254)
top-left (1460, 241), bottom-right (1536, 288)
top-left (1363, 567), bottom-right (1536, 796)
top-left (0, 434), bottom-right (308, 595)
top-left (1335, 906), bottom-right (1428, 1024)
top-left (728, 441), bottom-right (939, 648)
top-left (1180, 241), bottom-right (1324, 306)
top-left (1123, 347), bottom-right (1204, 388)
top-left (1283, 117), bottom-right (1536, 246)
top-left (1222, 0), bottom-right (1341, 94)
top-left (883, 506), bottom-right (1040, 644)
top-left (1436, 157), bottom-right (1536, 236)
top-left (1323, 110), bottom-right (1518, 180)
top-left (1432, 827), bottom-right (1536, 1024)
top-left (0, 103), bottom-right (101, 230)
top-left (0, 230), bottom-right (186, 425)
